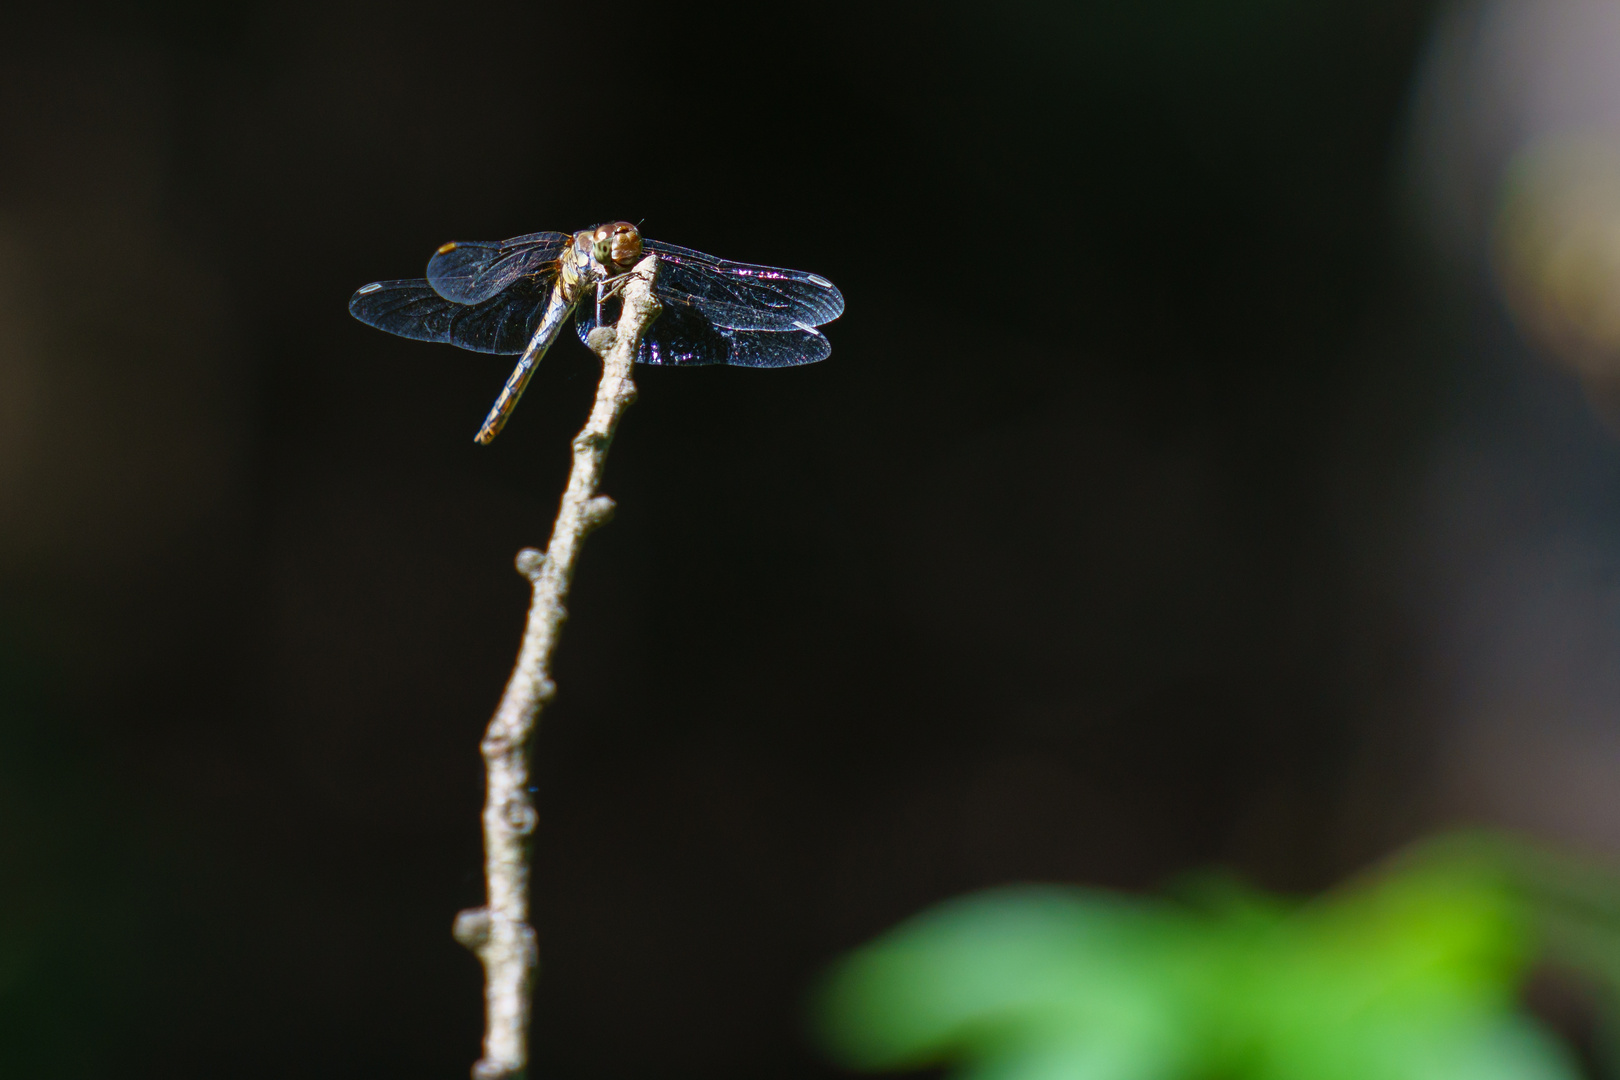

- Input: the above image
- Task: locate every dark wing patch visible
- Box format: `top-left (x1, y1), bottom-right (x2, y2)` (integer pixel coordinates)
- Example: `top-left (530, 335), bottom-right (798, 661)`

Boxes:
top-left (575, 296), bottom-right (724, 365)
top-left (575, 293), bottom-right (832, 368)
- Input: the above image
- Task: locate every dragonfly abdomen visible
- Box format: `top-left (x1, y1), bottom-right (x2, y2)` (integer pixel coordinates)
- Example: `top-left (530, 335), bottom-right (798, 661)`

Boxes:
top-left (474, 283), bottom-right (578, 445)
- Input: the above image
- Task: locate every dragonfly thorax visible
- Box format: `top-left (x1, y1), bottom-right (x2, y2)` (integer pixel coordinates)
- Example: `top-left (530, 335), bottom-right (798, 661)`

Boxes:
top-left (557, 231), bottom-right (605, 304)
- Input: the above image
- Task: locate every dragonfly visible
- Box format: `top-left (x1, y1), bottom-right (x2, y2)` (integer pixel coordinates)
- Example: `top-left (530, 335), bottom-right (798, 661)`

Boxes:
top-left (349, 221), bottom-right (845, 444)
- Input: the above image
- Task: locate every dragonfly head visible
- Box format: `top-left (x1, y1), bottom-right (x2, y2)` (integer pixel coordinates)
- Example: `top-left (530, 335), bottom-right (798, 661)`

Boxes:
top-left (592, 221), bottom-right (644, 272)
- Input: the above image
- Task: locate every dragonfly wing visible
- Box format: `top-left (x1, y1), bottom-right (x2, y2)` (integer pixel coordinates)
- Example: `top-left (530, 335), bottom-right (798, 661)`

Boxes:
top-left (350, 280), bottom-right (459, 343)
top-left (426, 230), bottom-right (569, 304)
top-left (447, 273), bottom-right (555, 354)
top-left (350, 274), bottom-right (552, 355)
top-left (575, 294), bottom-right (832, 368)
top-left (723, 324), bottom-right (832, 368)
top-left (642, 238), bottom-right (844, 331)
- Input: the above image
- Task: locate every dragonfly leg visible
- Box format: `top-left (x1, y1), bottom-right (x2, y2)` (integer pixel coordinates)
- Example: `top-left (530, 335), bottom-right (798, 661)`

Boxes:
top-left (598, 272), bottom-right (634, 302)
top-left (592, 272), bottom-right (636, 330)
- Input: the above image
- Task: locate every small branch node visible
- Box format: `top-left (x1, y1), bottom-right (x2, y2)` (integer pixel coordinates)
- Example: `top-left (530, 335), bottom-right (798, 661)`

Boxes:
top-left (586, 325), bottom-right (617, 356)
top-left (453, 907), bottom-right (492, 952)
top-left (580, 496), bottom-right (616, 531)
top-left (514, 548), bottom-right (547, 581)
top-left (572, 431), bottom-right (608, 453)
top-left (504, 800), bottom-right (538, 834)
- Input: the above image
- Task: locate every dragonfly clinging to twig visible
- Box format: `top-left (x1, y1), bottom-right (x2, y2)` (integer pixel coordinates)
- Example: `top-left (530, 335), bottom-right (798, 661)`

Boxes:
top-left (349, 221), bottom-right (845, 443)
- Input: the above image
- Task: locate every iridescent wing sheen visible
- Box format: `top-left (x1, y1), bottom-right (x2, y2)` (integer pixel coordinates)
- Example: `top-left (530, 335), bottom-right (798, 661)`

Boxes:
top-left (642, 238), bottom-right (844, 331)
top-left (575, 294), bottom-right (832, 368)
top-left (349, 274), bottom-right (552, 355)
top-left (425, 231), bottom-right (569, 304)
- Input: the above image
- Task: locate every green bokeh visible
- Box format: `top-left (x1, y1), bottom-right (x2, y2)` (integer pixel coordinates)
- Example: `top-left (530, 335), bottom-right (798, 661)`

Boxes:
top-left (816, 839), bottom-right (1601, 1080)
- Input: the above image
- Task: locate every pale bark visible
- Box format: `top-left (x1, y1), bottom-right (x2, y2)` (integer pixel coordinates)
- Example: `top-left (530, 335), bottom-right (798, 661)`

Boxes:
top-left (452, 254), bottom-right (660, 1080)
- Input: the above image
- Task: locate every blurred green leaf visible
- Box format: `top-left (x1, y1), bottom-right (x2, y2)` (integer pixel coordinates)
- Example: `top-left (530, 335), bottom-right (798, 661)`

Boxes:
top-left (814, 838), bottom-right (1586, 1080)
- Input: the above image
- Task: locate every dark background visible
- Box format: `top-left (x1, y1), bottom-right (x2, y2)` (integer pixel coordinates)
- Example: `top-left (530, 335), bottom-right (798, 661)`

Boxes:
top-left (7, 0), bottom-right (1608, 1077)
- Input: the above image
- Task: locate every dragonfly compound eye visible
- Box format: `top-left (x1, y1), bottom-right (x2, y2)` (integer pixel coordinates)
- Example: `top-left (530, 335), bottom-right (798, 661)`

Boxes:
top-left (591, 221), bottom-right (643, 271)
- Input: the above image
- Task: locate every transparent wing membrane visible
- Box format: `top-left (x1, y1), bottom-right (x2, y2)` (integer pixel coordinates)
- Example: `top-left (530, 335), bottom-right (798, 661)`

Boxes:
top-left (643, 238), bottom-right (844, 331)
top-left (349, 275), bottom-right (553, 355)
top-left (426, 231), bottom-right (569, 304)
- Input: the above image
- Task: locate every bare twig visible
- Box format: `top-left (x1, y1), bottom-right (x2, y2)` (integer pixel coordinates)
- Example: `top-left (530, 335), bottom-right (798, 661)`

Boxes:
top-left (453, 254), bottom-right (660, 1080)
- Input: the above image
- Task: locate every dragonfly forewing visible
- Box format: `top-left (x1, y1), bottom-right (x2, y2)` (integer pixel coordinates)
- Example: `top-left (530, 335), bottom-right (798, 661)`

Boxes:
top-left (427, 231), bottom-right (569, 304)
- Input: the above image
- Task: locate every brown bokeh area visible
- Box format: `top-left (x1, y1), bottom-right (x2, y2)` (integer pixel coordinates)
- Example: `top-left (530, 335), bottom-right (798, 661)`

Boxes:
top-left (9, 1), bottom-right (1620, 1078)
